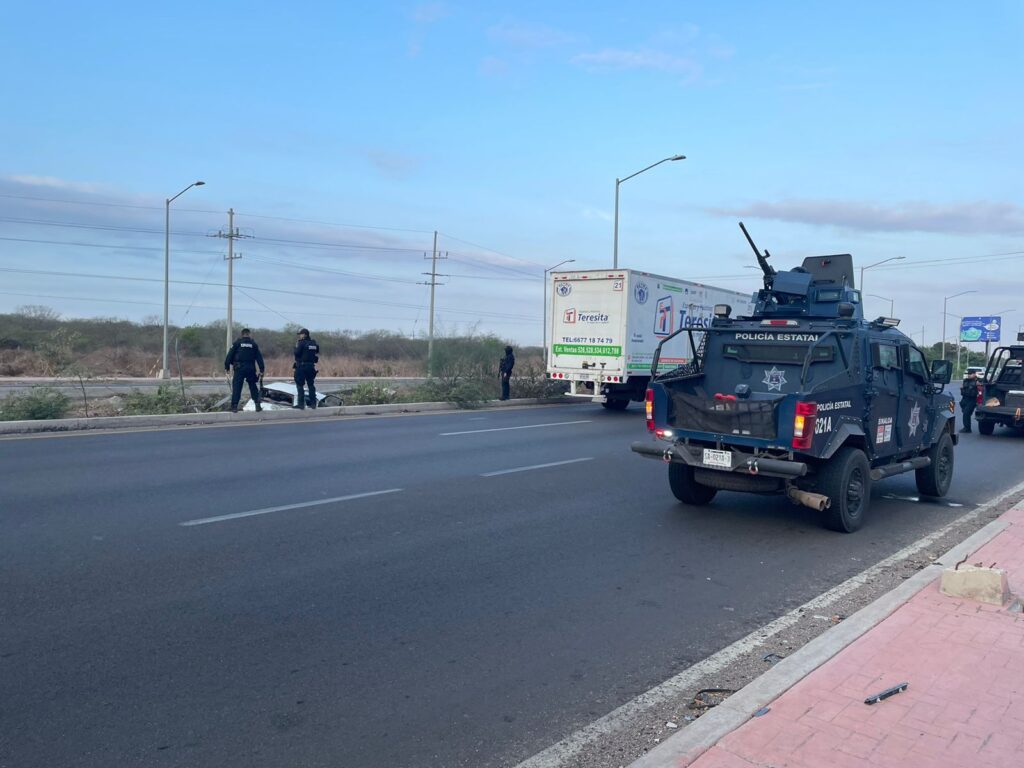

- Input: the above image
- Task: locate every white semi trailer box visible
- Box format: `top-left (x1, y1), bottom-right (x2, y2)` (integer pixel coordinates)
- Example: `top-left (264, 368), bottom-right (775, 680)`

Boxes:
top-left (547, 269), bottom-right (753, 409)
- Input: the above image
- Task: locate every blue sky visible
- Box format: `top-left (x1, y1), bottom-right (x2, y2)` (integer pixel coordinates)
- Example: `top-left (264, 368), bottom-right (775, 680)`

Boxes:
top-left (0, 1), bottom-right (1021, 346)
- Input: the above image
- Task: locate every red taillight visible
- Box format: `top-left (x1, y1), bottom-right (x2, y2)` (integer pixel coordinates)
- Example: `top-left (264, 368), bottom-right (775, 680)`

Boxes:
top-left (645, 388), bottom-right (655, 432)
top-left (792, 401), bottom-right (817, 450)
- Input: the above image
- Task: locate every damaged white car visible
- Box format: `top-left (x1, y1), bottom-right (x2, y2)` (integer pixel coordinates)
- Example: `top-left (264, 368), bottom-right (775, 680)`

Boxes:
top-left (242, 381), bottom-right (343, 411)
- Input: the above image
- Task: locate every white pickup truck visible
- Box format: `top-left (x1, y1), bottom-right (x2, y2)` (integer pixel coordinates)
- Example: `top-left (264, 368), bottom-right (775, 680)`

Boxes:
top-left (547, 269), bottom-right (753, 409)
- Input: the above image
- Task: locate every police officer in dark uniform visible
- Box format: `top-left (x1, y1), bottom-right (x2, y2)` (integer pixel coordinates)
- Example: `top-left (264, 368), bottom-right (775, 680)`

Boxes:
top-left (224, 328), bottom-right (265, 412)
top-left (959, 369), bottom-right (981, 433)
top-left (294, 328), bottom-right (320, 409)
top-left (499, 345), bottom-right (515, 401)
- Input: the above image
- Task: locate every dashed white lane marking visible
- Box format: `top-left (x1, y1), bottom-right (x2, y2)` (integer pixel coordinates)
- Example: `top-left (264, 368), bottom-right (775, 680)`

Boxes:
top-left (440, 420), bottom-right (591, 436)
top-left (179, 488), bottom-right (404, 527)
top-left (480, 457), bottom-right (593, 477)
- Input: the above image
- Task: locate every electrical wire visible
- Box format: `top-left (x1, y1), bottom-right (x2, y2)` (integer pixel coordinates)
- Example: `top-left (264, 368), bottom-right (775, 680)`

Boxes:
top-left (0, 290), bottom-right (541, 325)
top-left (0, 266), bottom-right (537, 321)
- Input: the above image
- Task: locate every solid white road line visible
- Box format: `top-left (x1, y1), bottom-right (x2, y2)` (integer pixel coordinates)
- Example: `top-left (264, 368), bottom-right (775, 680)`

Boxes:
top-left (179, 488), bottom-right (404, 527)
top-left (480, 457), bottom-right (594, 477)
top-left (512, 475), bottom-right (1024, 768)
top-left (440, 420), bottom-right (591, 436)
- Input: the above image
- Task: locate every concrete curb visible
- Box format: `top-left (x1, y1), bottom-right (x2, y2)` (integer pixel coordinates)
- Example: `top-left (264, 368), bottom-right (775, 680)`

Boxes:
top-left (0, 397), bottom-right (578, 435)
top-left (627, 516), bottom-right (1015, 767)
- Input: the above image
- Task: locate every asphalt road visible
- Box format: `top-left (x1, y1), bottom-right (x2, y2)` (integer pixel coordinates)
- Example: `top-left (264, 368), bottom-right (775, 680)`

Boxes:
top-left (3, 404), bottom-right (1024, 768)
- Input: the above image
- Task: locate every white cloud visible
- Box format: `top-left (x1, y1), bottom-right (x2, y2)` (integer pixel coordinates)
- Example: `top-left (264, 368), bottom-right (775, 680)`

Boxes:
top-left (581, 207), bottom-right (613, 223)
top-left (487, 21), bottom-right (573, 48)
top-left (707, 199), bottom-right (1024, 236)
top-left (362, 149), bottom-right (423, 180)
top-left (570, 48), bottom-right (702, 79)
top-left (411, 2), bottom-right (448, 24)
top-left (6, 174), bottom-right (107, 195)
top-left (479, 56), bottom-right (510, 77)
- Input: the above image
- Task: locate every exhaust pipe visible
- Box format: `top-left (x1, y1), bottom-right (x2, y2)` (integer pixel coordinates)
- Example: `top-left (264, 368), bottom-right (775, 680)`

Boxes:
top-left (787, 487), bottom-right (831, 512)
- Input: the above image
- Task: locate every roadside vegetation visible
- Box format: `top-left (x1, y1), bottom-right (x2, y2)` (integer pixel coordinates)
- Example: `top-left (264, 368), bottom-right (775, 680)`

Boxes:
top-left (0, 307), bottom-right (566, 419)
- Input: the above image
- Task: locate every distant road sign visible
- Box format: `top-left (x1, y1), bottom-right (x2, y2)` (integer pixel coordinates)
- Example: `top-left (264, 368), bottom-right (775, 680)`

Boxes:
top-left (960, 316), bottom-right (1001, 342)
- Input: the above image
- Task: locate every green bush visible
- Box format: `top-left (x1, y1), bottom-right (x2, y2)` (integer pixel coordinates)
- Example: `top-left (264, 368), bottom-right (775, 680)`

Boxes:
top-left (510, 361), bottom-right (569, 399)
top-left (0, 387), bottom-right (71, 421)
top-left (411, 378), bottom-right (492, 408)
top-left (344, 381), bottom-right (400, 405)
top-left (122, 383), bottom-right (188, 415)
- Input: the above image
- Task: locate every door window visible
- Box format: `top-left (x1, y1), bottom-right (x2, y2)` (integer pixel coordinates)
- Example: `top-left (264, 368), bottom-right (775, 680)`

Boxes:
top-left (906, 347), bottom-right (928, 381)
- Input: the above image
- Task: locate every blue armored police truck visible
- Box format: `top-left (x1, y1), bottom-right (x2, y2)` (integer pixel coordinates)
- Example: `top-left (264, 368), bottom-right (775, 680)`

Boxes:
top-left (632, 224), bottom-right (956, 533)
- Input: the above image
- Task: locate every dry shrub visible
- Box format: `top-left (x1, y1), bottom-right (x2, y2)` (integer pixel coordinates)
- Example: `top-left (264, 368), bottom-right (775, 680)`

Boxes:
top-left (80, 348), bottom-right (159, 377)
top-left (0, 349), bottom-right (46, 376)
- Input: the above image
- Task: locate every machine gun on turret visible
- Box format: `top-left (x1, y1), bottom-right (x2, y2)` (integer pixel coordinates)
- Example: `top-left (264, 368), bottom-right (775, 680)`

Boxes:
top-left (739, 221), bottom-right (776, 290)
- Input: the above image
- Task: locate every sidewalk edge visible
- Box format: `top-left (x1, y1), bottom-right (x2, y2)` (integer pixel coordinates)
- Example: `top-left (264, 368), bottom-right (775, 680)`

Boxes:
top-left (0, 397), bottom-right (576, 435)
top-left (627, 516), bottom-right (1014, 768)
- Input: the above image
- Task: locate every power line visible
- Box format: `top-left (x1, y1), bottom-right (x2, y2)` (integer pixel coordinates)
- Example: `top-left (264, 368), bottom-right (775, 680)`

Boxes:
top-left (0, 266), bottom-right (537, 321)
top-left (246, 255), bottom-right (422, 284)
top-left (0, 234), bottom-right (221, 256)
top-left (0, 290), bottom-right (539, 325)
top-left (438, 230), bottom-right (546, 268)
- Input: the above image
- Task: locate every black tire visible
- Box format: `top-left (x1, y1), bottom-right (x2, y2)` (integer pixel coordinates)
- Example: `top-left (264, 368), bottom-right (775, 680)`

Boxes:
top-left (915, 431), bottom-right (954, 497)
top-left (602, 398), bottom-right (630, 411)
top-left (668, 463), bottom-right (717, 505)
top-left (817, 447), bottom-right (871, 533)
top-left (978, 419), bottom-right (995, 436)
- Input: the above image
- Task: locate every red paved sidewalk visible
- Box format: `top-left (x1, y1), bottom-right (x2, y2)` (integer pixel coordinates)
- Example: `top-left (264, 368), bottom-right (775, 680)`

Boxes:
top-left (687, 506), bottom-right (1024, 768)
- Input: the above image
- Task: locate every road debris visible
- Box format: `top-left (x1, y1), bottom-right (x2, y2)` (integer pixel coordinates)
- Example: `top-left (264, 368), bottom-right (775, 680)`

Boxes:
top-left (864, 682), bottom-right (908, 705)
top-left (688, 688), bottom-right (735, 711)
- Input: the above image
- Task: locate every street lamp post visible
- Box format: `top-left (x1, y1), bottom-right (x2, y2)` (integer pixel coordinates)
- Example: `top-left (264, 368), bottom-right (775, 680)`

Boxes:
top-left (859, 256), bottom-right (905, 294)
top-left (942, 290), bottom-right (976, 362)
top-left (613, 154), bottom-right (685, 269)
top-left (161, 180), bottom-right (205, 379)
top-left (543, 259), bottom-right (575, 364)
top-left (943, 312), bottom-right (965, 376)
top-left (867, 293), bottom-right (894, 318)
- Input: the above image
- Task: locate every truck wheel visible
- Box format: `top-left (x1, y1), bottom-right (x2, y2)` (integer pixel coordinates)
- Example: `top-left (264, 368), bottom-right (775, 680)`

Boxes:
top-left (668, 463), bottom-right (717, 505)
top-left (915, 431), bottom-right (954, 497)
top-left (978, 419), bottom-right (995, 436)
top-left (818, 447), bottom-right (870, 533)
top-left (602, 398), bottom-right (630, 411)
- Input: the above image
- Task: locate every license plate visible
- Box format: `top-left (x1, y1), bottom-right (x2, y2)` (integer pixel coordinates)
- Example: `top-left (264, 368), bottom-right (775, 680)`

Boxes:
top-left (702, 449), bottom-right (732, 469)
top-left (576, 373), bottom-right (592, 381)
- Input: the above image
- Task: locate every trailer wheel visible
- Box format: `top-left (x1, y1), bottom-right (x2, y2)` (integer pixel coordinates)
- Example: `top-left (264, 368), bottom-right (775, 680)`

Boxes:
top-left (818, 447), bottom-right (870, 533)
top-left (915, 431), bottom-right (954, 497)
top-left (668, 463), bottom-right (717, 505)
top-left (601, 398), bottom-right (630, 411)
top-left (978, 419), bottom-right (995, 435)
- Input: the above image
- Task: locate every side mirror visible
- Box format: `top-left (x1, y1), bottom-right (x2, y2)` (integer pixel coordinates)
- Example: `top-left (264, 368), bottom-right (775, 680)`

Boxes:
top-left (930, 359), bottom-right (953, 385)
top-left (837, 302), bottom-right (854, 318)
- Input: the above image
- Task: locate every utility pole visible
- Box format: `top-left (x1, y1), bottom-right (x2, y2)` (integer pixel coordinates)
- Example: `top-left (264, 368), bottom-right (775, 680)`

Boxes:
top-left (214, 208), bottom-right (249, 350)
top-left (420, 230), bottom-right (447, 377)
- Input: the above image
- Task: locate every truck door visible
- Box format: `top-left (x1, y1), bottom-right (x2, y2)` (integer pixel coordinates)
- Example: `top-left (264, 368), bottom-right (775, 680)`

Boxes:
top-left (868, 339), bottom-right (901, 459)
top-left (900, 344), bottom-right (932, 455)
